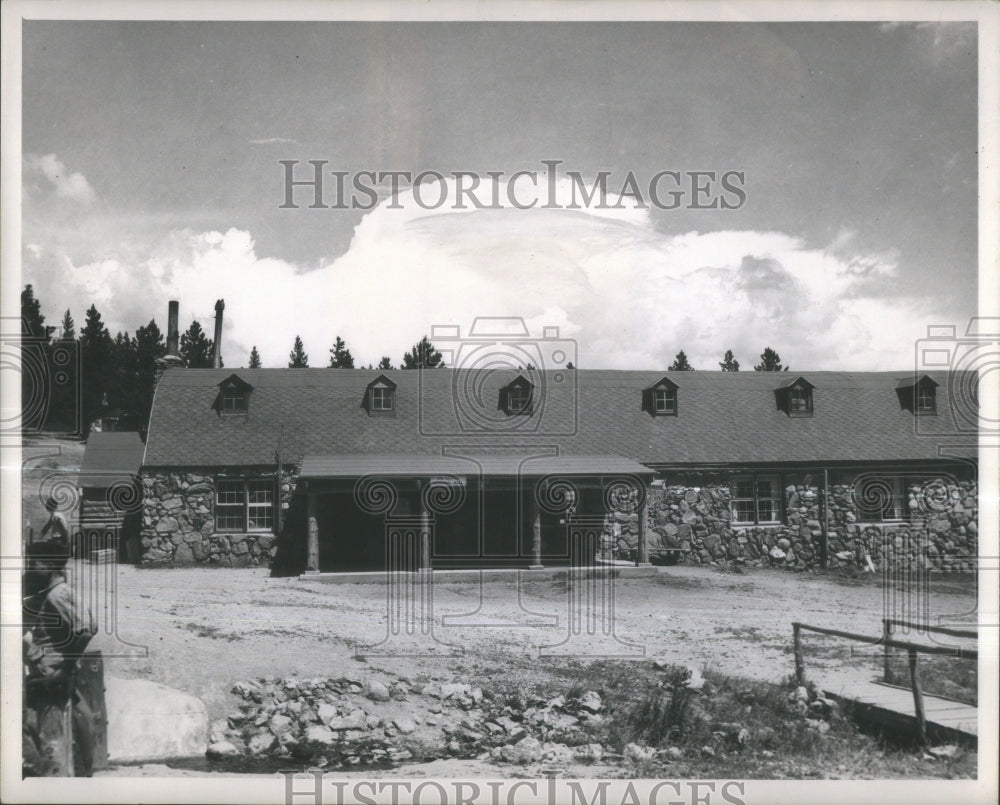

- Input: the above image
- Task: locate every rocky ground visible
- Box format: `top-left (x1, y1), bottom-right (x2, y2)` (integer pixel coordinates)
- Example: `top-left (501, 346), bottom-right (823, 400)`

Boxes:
top-left (81, 561), bottom-right (979, 779)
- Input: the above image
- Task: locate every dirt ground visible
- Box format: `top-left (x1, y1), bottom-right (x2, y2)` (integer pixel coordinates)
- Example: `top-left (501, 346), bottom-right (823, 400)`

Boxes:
top-left (87, 562), bottom-right (977, 724)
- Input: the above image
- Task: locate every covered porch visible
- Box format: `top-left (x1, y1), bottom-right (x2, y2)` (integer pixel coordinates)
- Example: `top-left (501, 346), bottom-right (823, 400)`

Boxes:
top-left (297, 454), bottom-right (655, 575)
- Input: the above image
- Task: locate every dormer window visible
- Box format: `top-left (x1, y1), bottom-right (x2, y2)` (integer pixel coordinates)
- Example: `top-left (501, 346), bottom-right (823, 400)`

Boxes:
top-left (501, 376), bottom-right (534, 416)
top-left (371, 386), bottom-right (393, 411)
top-left (214, 374), bottom-right (253, 415)
top-left (775, 377), bottom-right (814, 417)
top-left (654, 388), bottom-right (676, 414)
top-left (895, 374), bottom-right (937, 415)
top-left (643, 377), bottom-right (678, 417)
top-left (788, 386), bottom-right (812, 414)
top-left (365, 375), bottom-right (397, 416)
top-left (222, 385), bottom-right (247, 412)
top-left (917, 385), bottom-right (936, 413)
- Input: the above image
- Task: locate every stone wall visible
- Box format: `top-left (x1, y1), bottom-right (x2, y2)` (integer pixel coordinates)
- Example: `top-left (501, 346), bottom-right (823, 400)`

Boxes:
top-left (635, 472), bottom-right (978, 573)
top-left (140, 469), bottom-right (297, 567)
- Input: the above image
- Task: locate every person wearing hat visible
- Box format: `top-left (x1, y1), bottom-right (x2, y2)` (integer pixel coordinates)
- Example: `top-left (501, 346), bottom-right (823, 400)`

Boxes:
top-left (22, 541), bottom-right (97, 776)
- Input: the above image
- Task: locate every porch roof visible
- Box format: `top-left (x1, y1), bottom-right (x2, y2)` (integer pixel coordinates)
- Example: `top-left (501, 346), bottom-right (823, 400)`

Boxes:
top-left (299, 453), bottom-right (655, 479)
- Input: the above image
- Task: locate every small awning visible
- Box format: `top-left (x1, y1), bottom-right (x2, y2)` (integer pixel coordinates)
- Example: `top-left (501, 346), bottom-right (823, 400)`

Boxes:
top-left (299, 453), bottom-right (655, 479)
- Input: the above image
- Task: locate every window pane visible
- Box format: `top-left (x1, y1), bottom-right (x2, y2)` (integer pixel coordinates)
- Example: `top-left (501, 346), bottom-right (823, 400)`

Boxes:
top-left (732, 500), bottom-right (755, 523)
top-left (216, 504), bottom-right (244, 531)
top-left (733, 478), bottom-right (754, 499)
top-left (248, 480), bottom-right (273, 503)
top-left (217, 480), bottom-right (243, 504)
top-left (247, 505), bottom-right (273, 530)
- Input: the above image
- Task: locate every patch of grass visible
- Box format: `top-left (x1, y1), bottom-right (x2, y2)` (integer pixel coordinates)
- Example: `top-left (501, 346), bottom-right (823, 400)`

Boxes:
top-left (649, 574), bottom-right (707, 590)
top-left (885, 653), bottom-right (977, 705)
top-left (480, 658), bottom-right (976, 779)
top-left (184, 622), bottom-right (243, 642)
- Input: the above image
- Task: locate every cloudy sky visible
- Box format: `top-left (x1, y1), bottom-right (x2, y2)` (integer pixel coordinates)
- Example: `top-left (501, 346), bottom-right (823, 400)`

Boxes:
top-left (20, 20), bottom-right (977, 370)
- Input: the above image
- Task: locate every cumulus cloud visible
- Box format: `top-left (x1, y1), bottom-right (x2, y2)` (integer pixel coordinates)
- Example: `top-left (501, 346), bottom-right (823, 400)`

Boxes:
top-left (27, 174), bottom-right (934, 371)
top-left (24, 153), bottom-right (96, 204)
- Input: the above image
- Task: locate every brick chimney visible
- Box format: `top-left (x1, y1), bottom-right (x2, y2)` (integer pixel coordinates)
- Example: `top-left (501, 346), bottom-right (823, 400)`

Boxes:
top-left (213, 299), bottom-right (224, 369)
top-left (166, 300), bottom-right (179, 357)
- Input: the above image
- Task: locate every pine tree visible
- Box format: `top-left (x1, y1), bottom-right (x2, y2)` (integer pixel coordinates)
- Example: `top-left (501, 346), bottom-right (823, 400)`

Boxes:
top-left (19, 285), bottom-right (50, 431)
top-left (288, 335), bottom-right (309, 368)
top-left (248, 346), bottom-right (262, 368)
top-left (754, 347), bottom-right (788, 372)
top-left (377, 356), bottom-right (393, 370)
top-left (59, 310), bottom-right (76, 340)
top-left (719, 350), bottom-right (740, 372)
top-left (20, 284), bottom-right (47, 338)
top-left (328, 336), bottom-right (355, 368)
top-left (132, 320), bottom-right (165, 429)
top-left (669, 350), bottom-right (694, 371)
top-left (179, 320), bottom-right (214, 368)
top-left (110, 330), bottom-right (137, 412)
top-left (80, 305), bottom-right (113, 427)
top-left (401, 335), bottom-right (444, 369)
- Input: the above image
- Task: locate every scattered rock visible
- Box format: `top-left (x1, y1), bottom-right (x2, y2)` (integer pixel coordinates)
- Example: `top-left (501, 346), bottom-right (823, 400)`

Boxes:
top-left (575, 743), bottom-right (604, 762)
top-left (329, 709), bottom-right (367, 731)
top-left (666, 746), bottom-right (683, 759)
top-left (232, 681), bottom-right (259, 698)
top-left (248, 731), bottom-right (277, 755)
top-left (209, 719), bottom-right (230, 744)
top-left (928, 744), bottom-right (959, 759)
top-left (206, 741), bottom-right (240, 759)
top-left (577, 691), bottom-right (603, 713)
top-left (624, 743), bottom-right (657, 762)
top-left (500, 736), bottom-right (542, 765)
top-left (793, 686), bottom-right (810, 703)
top-left (392, 717), bottom-right (417, 735)
top-left (317, 703), bottom-right (338, 723)
top-left (364, 680), bottom-right (391, 702)
top-left (685, 667), bottom-right (706, 691)
top-left (269, 713), bottom-right (293, 735)
top-left (441, 682), bottom-right (471, 700)
top-left (304, 726), bottom-right (337, 745)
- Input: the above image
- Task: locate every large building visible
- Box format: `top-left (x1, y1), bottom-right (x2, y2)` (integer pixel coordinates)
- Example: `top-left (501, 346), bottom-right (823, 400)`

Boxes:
top-left (137, 366), bottom-right (978, 575)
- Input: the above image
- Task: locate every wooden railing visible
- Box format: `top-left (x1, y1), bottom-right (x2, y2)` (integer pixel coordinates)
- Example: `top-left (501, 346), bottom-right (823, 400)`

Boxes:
top-left (792, 621), bottom-right (978, 745)
top-left (882, 618), bottom-right (977, 682)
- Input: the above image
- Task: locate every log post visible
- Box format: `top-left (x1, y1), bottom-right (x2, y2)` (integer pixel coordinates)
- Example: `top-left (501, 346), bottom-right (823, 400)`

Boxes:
top-left (883, 619), bottom-right (892, 682)
top-left (305, 485), bottom-right (319, 573)
top-left (793, 622), bottom-right (805, 686)
top-left (419, 481), bottom-right (431, 574)
top-left (908, 648), bottom-right (927, 746)
top-left (529, 484), bottom-right (543, 570)
top-left (636, 489), bottom-right (650, 566)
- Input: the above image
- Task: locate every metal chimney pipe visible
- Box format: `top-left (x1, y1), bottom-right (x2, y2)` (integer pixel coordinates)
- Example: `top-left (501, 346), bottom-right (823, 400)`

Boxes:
top-left (166, 300), bottom-right (180, 356)
top-left (213, 299), bottom-right (225, 369)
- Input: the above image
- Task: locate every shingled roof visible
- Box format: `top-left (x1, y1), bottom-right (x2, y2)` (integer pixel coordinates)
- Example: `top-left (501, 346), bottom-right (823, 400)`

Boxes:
top-left (142, 368), bottom-right (977, 469)
top-left (80, 431), bottom-right (146, 488)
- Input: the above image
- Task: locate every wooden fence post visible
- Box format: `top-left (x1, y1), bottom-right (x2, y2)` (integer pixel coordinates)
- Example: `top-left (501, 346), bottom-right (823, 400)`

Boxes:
top-left (793, 623), bottom-right (805, 685)
top-left (908, 648), bottom-right (927, 746)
